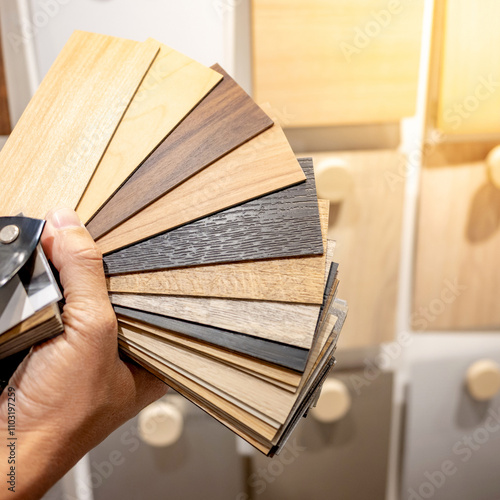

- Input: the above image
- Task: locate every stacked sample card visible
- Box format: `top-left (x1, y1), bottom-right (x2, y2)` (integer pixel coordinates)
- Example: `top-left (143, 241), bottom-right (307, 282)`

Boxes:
top-left (0, 31), bottom-right (347, 456)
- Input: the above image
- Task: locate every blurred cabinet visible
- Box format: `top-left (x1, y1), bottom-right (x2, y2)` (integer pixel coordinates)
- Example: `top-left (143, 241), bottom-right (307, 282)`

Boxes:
top-left (402, 354), bottom-right (500, 499)
top-left (250, 371), bottom-right (393, 500)
top-left (303, 150), bottom-right (405, 349)
top-left (252, 0), bottom-right (424, 127)
top-left (437, 0), bottom-right (500, 135)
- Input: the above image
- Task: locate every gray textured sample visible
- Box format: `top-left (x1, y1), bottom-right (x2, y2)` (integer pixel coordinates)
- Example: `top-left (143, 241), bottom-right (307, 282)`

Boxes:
top-left (103, 158), bottom-right (323, 275)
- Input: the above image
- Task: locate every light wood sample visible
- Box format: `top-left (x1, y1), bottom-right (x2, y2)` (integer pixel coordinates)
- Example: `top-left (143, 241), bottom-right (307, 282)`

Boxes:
top-left (413, 161), bottom-right (500, 329)
top-left (0, 31), bottom-right (159, 218)
top-left (103, 158), bottom-right (321, 273)
top-left (304, 150), bottom-right (405, 348)
top-left (96, 122), bottom-right (305, 254)
top-left (109, 240), bottom-right (335, 348)
top-left (252, 0), bottom-right (423, 127)
top-left (437, 0), bottom-right (500, 135)
top-left (106, 200), bottom-right (329, 304)
top-left (87, 65), bottom-right (273, 239)
top-left (76, 44), bottom-right (222, 222)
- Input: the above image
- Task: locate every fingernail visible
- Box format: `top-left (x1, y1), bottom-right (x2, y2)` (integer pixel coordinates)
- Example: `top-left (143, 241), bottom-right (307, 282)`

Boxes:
top-left (49, 208), bottom-right (83, 229)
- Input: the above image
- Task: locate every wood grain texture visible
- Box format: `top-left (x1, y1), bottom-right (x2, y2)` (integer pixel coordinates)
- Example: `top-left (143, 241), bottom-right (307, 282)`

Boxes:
top-left (76, 44), bottom-right (223, 223)
top-left (106, 200), bottom-right (329, 304)
top-left (87, 64), bottom-right (273, 239)
top-left (108, 240), bottom-right (336, 347)
top-left (95, 122), bottom-right (305, 254)
top-left (437, 0), bottom-right (500, 135)
top-left (117, 320), bottom-right (300, 389)
top-left (0, 19), bottom-right (11, 135)
top-left (303, 150), bottom-right (404, 348)
top-left (252, 0), bottom-right (423, 127)
top-left (103, 158), bottom-right (321, 274)
top-left (0, 31), bottom-right (159, 218)
top-left (413, 161), bottom-right (500, 329)
top-left (114, 305), bottom-right (309, 372)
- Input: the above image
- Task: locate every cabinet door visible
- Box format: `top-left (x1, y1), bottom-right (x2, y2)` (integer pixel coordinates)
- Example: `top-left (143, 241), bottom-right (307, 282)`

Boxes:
top-left (252, 0), bottom-right (424, 127)
top-left (437, 0), bottom-right (500, 135)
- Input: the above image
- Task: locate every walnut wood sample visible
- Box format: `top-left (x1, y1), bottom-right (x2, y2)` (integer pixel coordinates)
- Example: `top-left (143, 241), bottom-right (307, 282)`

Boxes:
top-left (0, 19), bottom-right (11, 135)
top-left (87, 64), bottom-right (273, 239)
top-left (109, 240), bottom-right (336, 348)
top-left (103, 158), bottom-right (321, 274)
top-left (76, 44), bottom-right (222, 223)
top-left (95, 121), bottom-right (305, 254)
top-left (0, 31), bottom-right (159, 218)
top-left (106, 200), bottom-right (329, 304)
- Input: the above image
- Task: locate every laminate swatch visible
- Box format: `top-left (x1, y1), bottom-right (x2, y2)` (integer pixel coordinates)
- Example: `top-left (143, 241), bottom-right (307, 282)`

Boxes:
top-left (87, 64), bottom-right (273, 239)
top-left (108, 240), bottom-right (336, 348)
top-left (103, 159), bottom-right (322, 274)
top-left (95, 121), bottom-right (305, 254)
top-left (0, 19), bottom-right (11, 135)
top-left (0, 31), bottom-right (160, 218)
top-left (106, 200), bottom-right (329, 304)
top-left (76, 44), bottom-right (223, 223)
top-left (114, 305), bottom-right (309, 372)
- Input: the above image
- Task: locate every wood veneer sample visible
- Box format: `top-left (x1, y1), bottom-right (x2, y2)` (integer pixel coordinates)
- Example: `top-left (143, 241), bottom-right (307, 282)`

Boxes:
top-left (0, 19), bottom-right (11, 135)
top-left (115, 306), bottom-right (309, 371)
top-left (76, 44), bottom-right (223, 223)
top-left (304, 150), bottom-right (404, 348)
top-left (106, 200), bottom-right (329, 304)
top-left (0, 31), bottom-right (159, 218)
top-left (252, 0), bottom-right (423, 127)
top-left (103, 159), bottom-right (321, 274)
top-left (109, 240), bottom-right (335, 348)
top-left (87, 64), bottom-right (273, 239)
top-left (95, 122), bottom-right (305, 254)
top-left (413, 161), bottom-right (500, 329)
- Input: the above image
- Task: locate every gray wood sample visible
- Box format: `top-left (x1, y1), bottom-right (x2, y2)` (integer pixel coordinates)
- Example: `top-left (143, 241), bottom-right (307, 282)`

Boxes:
top-left (102, 158), bottom-right (322, 275)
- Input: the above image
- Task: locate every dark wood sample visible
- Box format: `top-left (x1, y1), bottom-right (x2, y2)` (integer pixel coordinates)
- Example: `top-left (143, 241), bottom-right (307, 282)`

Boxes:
top-left (114, 305), bottom-right (309, 372)
top-left (103, 159), bottom-right (323, 275)
top-left (0, 20), bottom-right (10, 135)
top-left (87, 64), bottom-right (274, 240)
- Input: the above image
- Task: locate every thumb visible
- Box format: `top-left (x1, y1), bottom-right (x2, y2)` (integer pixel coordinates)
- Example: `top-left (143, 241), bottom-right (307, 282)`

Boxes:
top-left (41, 207), bottom-right (115, 341)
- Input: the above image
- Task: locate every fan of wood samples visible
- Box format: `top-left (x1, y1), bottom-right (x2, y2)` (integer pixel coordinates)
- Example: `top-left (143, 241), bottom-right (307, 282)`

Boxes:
top-left (0, 32), bottom-right (347, 456)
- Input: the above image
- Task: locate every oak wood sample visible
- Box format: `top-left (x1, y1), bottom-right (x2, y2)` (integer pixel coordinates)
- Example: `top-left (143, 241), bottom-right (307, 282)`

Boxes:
top-left (304, 150), bottom-right (404, 348)
top-left (87, 64), bottom-right (273, 239)
top-left (103, 158), bottom-right (322, 274)
top-left (106, 200), bottom-right (329, 304)
top-left (252, 0), bottom-right (423, 127)
top-left (109, 240), bottom-right (335, 348)
top-left (76, 44), bottom-right (223, 223)
top-left (0, 31), bottom-right (160, 218)
top-left (0, 19), bottom-right (11, 135)
top-left (95, 122), bottom-right (305, 254)
top-left (413, 161), bottom-right (500, 329)
top-left (114, 305), bottom-right (308, 372)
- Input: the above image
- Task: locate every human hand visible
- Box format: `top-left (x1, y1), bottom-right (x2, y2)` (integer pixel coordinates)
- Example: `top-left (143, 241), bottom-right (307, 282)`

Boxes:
top-left (0, 208), bottom-right (167, 499)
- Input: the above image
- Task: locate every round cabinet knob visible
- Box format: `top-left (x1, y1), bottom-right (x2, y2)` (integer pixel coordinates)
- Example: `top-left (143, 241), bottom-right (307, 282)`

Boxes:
top-left (315, 157), bottom-right (354, 203)
top-left (466, 359), bottom-right (500, 401)
top-left (311, 378), bottom-right (352, 423)
top-left (486, 146), bottom-right (500, 188)
top-left (138, 400), bottom-right (184, 447)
